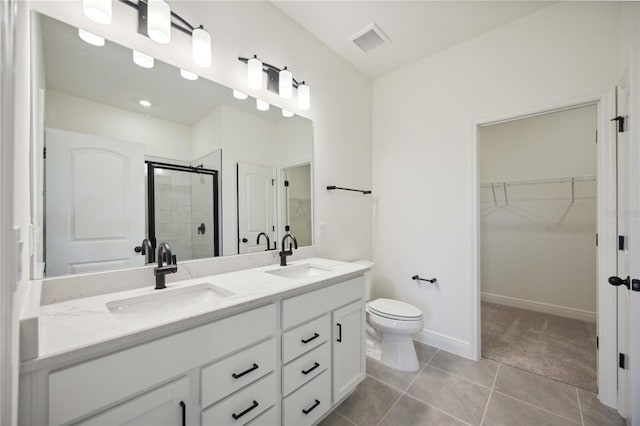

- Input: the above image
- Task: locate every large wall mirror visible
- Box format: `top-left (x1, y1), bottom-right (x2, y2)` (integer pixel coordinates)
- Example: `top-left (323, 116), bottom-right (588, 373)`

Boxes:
top-left (31, 13), bottom-right (314, 278)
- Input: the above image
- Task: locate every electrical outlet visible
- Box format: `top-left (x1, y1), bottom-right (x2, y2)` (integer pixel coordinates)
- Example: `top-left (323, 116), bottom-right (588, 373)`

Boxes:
top-left (318, 222), bottom-right (327, 240)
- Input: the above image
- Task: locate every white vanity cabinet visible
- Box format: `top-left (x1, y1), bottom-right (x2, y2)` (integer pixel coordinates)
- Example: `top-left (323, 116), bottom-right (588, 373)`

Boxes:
top-left (20, 271), bottom-right (367, 426)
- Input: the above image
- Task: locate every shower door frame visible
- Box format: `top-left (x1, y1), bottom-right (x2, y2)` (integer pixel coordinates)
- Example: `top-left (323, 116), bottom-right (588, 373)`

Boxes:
top-left (146, 161), bottom-right (220, 257)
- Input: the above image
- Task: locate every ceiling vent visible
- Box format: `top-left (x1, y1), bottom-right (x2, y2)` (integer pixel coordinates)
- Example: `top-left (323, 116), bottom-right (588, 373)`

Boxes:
top-left (349, 23), bottom-right (391, 53)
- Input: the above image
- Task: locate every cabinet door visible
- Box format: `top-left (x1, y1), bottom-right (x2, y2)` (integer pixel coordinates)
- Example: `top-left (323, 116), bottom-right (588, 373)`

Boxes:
top-left (78, 377), bottom-right (189, 426)
top-left (332, 300), bottom-right (365, 402)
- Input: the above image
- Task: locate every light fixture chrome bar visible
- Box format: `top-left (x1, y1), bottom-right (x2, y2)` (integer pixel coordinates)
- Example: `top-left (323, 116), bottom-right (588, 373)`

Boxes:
top-left (238, 56), bottom-right (303, 88)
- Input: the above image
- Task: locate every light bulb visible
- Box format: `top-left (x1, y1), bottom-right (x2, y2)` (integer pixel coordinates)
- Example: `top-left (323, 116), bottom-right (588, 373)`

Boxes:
top-left (192, 27), bottom-right (211, 68)
top-left (256, 99), bottom-right (269, 111)
top-left (233, 90), bottom-right (248, 100)
top-left (282, 109), bottom-right (294, 118)
top-left (298, 82), bottom-right (310, 110)
top-left (139, 100), bottom-right (151, 107)
top-left (82, 0), bottom-right (111, 25)
top-left (248, 55), bottom-right (263, 90)
top-left (180, 69), bottom-right (198, 81)
top-left (147, 0), bottom-right (171, 44)
top-left (133, 50), bottom-right (154, 68)
top-left (279, 67), bottom-right (293, 99)
top-left (78, 29), bottom-right (105, 46)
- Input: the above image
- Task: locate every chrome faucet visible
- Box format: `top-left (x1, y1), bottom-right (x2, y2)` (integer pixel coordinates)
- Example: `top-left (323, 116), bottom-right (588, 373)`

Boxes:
top-left (256, 232), bottom-right (271, 251)
top-left (154, 242), bottom-right (177, 290)
top-left (140, 239), bottom-right (155, 264)
top-left (279, 233), bottom-right (298, 267)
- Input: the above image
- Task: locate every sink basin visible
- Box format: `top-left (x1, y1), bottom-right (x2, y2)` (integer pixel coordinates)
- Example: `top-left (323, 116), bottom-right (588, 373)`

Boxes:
top-left (266, 264), bottom-right (332, 280)
top-left (107, 283), bottom-right (235, 315)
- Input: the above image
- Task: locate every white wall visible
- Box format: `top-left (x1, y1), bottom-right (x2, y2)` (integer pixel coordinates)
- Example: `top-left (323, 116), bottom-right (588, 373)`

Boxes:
top-left (479, 106), bottom-right (597, 319)
top-left (29, 0), bottom-right (373, 263)
top-left (44, 91), bottom-right (193, 161)
top-left (372, 2), bottom-right (634, 357)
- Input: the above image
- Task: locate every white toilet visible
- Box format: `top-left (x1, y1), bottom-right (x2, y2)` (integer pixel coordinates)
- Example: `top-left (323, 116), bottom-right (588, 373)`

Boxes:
top-left (355, 261), bottom-right (424, 372)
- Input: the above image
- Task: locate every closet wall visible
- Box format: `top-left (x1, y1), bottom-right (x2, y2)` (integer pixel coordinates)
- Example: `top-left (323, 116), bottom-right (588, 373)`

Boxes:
top-left (479, 105), bottom-right (597, 321)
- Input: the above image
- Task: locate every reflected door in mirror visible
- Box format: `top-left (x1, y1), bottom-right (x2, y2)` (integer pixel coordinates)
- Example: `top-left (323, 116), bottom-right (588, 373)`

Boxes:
top-left (237, 163), bottom-right (275, 254)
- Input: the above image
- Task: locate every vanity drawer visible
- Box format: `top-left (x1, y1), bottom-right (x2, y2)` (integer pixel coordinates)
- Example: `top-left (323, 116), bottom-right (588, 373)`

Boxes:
top-left (201, 373), bottom-right (276, 426)
top-left (282, 314), bottom-right (330, 363)
top-left (201, 339), bottom-right (276, 407)
top-left (283, 342), bottom-right (330, 396)
top-left (246, 406), bottom-right (278, 426)
top-left (282, 276), bottom-right (365, 329)
top-left (283, 370), bottom-right (331, 426)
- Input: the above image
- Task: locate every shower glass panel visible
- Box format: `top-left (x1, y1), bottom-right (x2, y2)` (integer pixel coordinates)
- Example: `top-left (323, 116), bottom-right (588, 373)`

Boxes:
top-left (147, 162), bottom-right (219, 261)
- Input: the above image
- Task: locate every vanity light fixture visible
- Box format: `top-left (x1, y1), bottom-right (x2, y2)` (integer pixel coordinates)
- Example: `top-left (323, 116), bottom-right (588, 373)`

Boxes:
top-left (90, 1), bottom-right (212, 68)
top-left (233, 90), bottom-right (248, 100)
top-left (147, 0), bottom-right (171, 44)
top-left (256, 99), bottom-right (270, 111)
top-left (83, 0), bottom-right (112, 24)
top-left (133, 50), bottom-right (154, 68)
top-left (282, 109), bottom-right (294, 118)
top-left (139, 99), bottom-right (152, 107)
top-left (78, 28), bottom-right (105, 46)
top-left (239, 55), bottom-right (310, 109)
top-left (179, 69), bottom-right (198, 80)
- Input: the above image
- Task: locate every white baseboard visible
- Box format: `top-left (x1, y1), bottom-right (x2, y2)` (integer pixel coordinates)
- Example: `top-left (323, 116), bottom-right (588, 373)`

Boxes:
top-left (415, 329), bottom-right (472, 360)
top-left (481, 292), bottom-right (596, 322)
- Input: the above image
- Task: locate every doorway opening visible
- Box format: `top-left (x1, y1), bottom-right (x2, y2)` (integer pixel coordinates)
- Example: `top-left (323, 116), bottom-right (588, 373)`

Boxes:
top-left (478, 105), bottom-right (598, 391)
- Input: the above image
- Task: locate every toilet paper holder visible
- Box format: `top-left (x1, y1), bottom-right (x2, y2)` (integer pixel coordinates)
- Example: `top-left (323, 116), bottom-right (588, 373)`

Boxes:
top-left (412, 275), bottom-right (437, 284)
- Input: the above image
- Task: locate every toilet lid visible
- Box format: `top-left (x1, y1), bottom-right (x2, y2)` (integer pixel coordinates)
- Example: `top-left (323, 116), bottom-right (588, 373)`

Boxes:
top-left (367, 298), bottom-right (422, 319)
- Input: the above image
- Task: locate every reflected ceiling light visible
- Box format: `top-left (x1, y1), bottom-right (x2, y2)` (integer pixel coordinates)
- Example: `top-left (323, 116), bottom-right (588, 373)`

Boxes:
top-left (239, 55), bottom-right (310, 110)
top-left (297, 82), bottom-right (310, 111)
top-left (279, 67), bottom-right (293, 99)
top-left (94, 1), bottom-right (211, 68)
top-left (139, 100), bottom-right (152, 107)
top-left (180, 69), bottom-right (198, 80)
top-left (133, 50), bottom-right (154, 68)
top-left (248, 55), bottom-right (263, 90)
top-left (82, 0), bottom-right (111, 25)
top-left (78, 28), bottom-right (105, 47)
top-left (256, 99), bottom-right (269, 111)
top-left (192, 27), bottom-right (212, 68)
top-left (147, 0), bottom-right (171, 44)
top-left (282, 109), bottom-right (294, 118)
top-left (233, 90), bottom-right (248, 100)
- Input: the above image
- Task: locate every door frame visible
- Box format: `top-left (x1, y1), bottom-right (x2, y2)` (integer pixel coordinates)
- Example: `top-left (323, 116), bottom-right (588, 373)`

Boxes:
top-left (469, 94), bottom-right (618, 406)
top-left (277, 160), bottom-right (314, 248)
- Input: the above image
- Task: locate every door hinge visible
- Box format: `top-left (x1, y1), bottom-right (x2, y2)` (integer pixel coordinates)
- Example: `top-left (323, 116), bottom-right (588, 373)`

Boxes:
top-left (596, 233), bottom-right (598, 247)
top-left (285, 225), bottom-right (290, 232)
top-left (611, 116), bottom-right (625, 132)
top-left (619, 353), bottom-right (627, 369)
top-left (272, 226), bottom-right (275, 232)
top-left (596, 336), bottom-right (599, 350)
top-left (43, 147), bottom-right (46, 159)
top-left (284, 180), bottom-right (289, 187)
top-left (632, 278), bottom-right (640, 292)
top-left (618, 235), bottom-right (625, 251)
top-left (271, 179), bottom-right (275, 186)
top-left (595, 130), bottom-right (598, 144)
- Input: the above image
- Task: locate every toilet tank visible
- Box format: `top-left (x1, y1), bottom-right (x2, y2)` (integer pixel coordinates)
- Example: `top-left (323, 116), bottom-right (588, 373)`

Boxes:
top-left (352, 260), bottom-right (374, 301)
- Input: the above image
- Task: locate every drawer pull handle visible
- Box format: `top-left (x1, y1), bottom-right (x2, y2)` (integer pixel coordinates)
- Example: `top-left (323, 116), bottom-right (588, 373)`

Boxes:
top-left (179, 401), bottom-right (186, 426)
top-left (232, 400), bottom-right (259, 420)
top-left (301, 362), bottom-right (320, 375)
top-left (302, 399), bottom-right (321, 415)
top-left (232, 363), bottom-right (259, 379)
top-left (301, 333), bottom-right (320, 344)
top-left (337, 323), bottom-right (342, 342)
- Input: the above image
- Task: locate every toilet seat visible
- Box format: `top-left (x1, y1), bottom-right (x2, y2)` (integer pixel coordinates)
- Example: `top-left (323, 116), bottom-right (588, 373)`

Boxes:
top-left (367, 298), bottom-right (422, 321)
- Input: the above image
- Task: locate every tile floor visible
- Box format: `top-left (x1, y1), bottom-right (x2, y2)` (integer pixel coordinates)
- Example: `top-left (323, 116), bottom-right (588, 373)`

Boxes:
top-left (319, 342), bottom-right (625, 426)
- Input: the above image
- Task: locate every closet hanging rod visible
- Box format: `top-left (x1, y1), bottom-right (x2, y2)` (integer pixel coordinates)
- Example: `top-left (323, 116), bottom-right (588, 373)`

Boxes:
top-left (479, 175), bottom-right (595, 188)
top-left (327, 186), bottom-right (372, 195)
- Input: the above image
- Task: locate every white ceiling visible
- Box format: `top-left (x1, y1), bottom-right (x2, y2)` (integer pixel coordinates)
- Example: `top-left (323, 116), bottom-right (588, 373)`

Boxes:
top-left (273, 1), bottom-right (553, 79)
top-left (40, 15), bottom-right (286, 125)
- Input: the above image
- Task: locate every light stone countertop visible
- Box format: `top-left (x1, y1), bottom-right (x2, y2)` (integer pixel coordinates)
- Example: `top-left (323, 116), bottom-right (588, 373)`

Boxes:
top-left (22, 258), bottom-right (370, 373)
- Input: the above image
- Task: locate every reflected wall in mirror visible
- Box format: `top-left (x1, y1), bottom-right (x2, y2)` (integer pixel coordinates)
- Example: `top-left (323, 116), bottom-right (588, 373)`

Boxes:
top-left (31, 13), bottom-right (313, 278)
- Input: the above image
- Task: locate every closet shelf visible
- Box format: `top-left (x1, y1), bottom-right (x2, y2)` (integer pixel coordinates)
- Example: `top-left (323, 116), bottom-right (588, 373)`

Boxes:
top-left (480, 175), bottom-right (596, 206)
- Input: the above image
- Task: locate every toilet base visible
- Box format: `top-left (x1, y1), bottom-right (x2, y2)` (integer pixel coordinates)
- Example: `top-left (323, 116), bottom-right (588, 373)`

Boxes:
top-left (380, 333), bottom-right (419, 372)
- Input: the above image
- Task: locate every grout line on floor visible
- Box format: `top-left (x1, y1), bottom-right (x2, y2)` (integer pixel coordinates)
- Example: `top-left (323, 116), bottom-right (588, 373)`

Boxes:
top-left (576, 387), bottom-right (585, 426)
top-left (335, 410), bottom-right (357, 426)
top-left (366, 373), bottom-right (407, 395)
top-left (427, 363), bottom-right (493, 390)
top-left (402, 391), bottom-right (473, 426)
top-left (424, 347), bottom-right (439, 365)
top-left (375, 358), bottom-right (428, 426)
top-left (479, 363), bottom-right (500, 425)
top-left (492, 389), bottom-right (581, 425)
